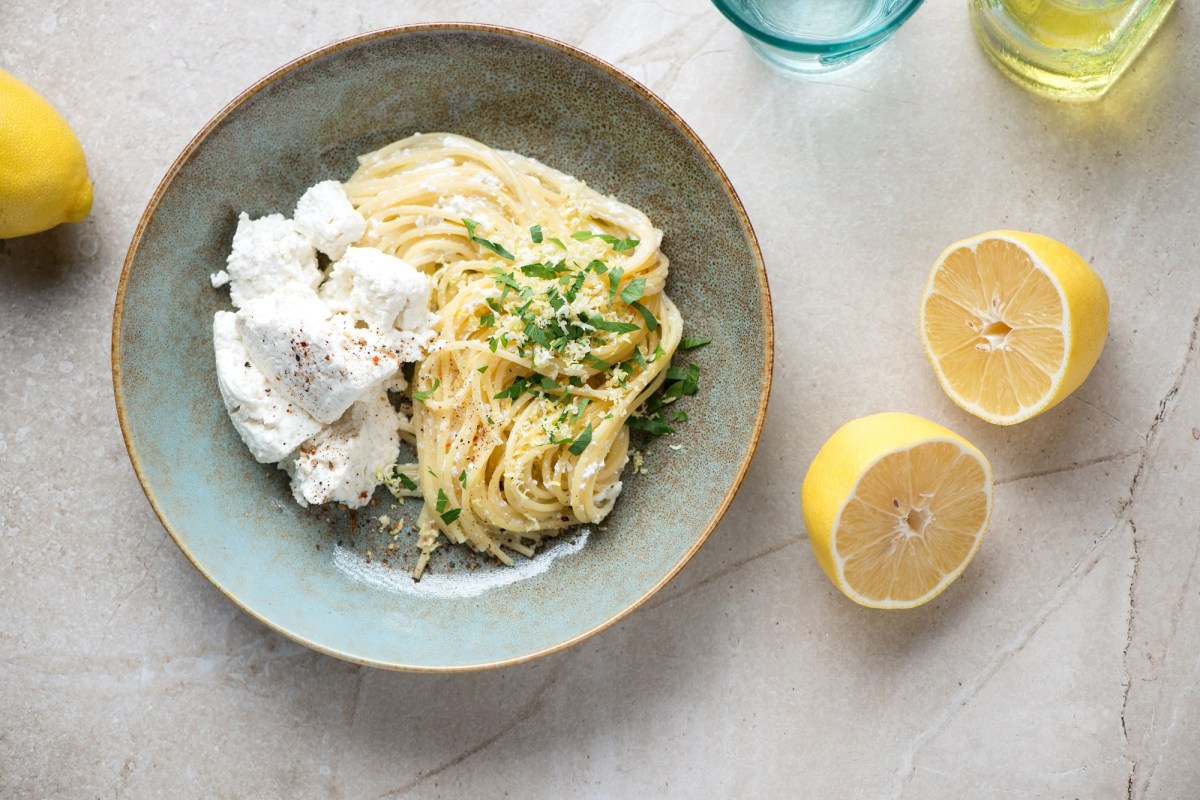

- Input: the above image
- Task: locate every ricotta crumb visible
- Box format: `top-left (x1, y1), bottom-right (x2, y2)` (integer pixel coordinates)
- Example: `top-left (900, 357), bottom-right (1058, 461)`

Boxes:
top-left (212, 311), bottom-right (323, 463)
top-left (320, 246), bottom-right (436, 333)
top-left (284, 391), bottom-right (400, 508)
top-left (224, 212), bottom-right (321, 309)
top-left (292, 180), bottom-right (366, 261)
top-left (210, 270), bottom-right (230, 288)
top-left (236, 293), bottom-right (401, 425)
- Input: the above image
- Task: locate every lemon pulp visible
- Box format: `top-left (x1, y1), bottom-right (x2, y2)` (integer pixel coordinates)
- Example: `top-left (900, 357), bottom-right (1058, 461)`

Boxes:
top-left (921, 231), bottom-right (1108, 426)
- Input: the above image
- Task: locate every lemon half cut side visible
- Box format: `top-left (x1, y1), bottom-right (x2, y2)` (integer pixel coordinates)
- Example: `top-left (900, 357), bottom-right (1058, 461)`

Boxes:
top-left (920, 230), bottom-right (1109, 426)
top-left (801, 413), bottom-right (994, 609)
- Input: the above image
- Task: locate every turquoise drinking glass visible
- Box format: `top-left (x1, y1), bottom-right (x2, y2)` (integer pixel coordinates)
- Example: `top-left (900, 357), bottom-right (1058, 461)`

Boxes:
top-left (711, 0), bottom-right (928, 74)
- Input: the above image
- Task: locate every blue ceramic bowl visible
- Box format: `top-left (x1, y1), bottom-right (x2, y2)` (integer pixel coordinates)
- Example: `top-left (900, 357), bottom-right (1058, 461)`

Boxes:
top-left (113, 24), bottom-right (773, 671)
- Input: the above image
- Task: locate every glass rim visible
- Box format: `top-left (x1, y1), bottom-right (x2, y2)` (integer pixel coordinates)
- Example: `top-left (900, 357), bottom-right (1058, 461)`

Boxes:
top-left (709, 0), bottom-right (928, 54)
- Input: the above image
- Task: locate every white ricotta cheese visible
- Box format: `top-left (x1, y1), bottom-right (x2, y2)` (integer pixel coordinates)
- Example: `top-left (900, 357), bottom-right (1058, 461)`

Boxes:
top-left (235, 294), bottom-right (400, 425)
top-left (319, 246), bottom-right (436, 333)
top-left (292, 180), bottom-right (366, 261)
top-left (284, 390), bottom-right (400, 508)
top-left (213, 179), bottom-right (444, 510)
top-left (212, 311), bottom-right (323, 463)
top-left (225, 212), bottom-right (321, 308)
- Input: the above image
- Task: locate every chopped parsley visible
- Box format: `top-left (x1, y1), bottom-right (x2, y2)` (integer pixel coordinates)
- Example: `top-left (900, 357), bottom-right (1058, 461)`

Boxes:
top-left (490, 267), bottom-right (521, 291)
top-left (606, 265), bottom-right (624, 304)
top-left (477, 365), bottom-right (488, 373)
top-left (462, 218), bottom-right (514, 260)
top-left (626, 362), bottom-right (702, 437)
top-left (584, 353), bottom-right (612, 371)
top-left (564, 270), bottom-right (587, 303)
top-left (567, 422), bottom-right (593, 456)
top-left (530, 224), bottom-right (543, 243)
top-left (458, 469), bottom-right (468, 487)
top-left (440, 508), bottom-right (462, 525)
top-left (680, 336), bottom-right (711, 350)
top-left (494, 375), bottom-right (536, 401)
top-left (620, 277), bottom-right (646, 305)
top-left (571, 230), bottom-right (640, 252)
top-left (520, 260), bottom-right (568, 280)
top-left (413, 378), bottom-right (440, 402)
top-left (479, 312), bottom-right (495, 329)
top-left (629, 300), bottom-right (658, 331)
top-left (393, 469), bottom-right (418, 491)
top-left (523, 320), bottom-right (552, 348)
top-left (626, 414), bottom-right (675, 436)
top-left (586, 313), bottom-right (640, 334)
top-left (436, 489), bottom-right (449, 513)
top-left (548, 237), bottom-right (568, 251)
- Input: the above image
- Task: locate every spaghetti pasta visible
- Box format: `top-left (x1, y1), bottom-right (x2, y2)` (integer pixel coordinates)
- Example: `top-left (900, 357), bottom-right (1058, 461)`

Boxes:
top-left (345, 133), bottom-right (681, 577)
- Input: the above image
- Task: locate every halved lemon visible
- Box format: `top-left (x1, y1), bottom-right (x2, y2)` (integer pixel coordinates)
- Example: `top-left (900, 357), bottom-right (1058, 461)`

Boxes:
top-left (801, 413), bottom-right (993, 609)
top-left (920, 230), bottom-right (1109, 425)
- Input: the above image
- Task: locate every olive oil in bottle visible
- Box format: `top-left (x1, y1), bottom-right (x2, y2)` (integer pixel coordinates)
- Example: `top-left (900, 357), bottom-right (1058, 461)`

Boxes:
top-left (970, 0), bottom-right (1177, 100)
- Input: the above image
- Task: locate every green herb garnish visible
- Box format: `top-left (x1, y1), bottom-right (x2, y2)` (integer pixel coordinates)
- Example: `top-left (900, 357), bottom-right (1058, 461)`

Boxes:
top-left (436, 489), bottom-right (449, 513)
top-left (440, 508), bottom-right (462, 525)
top-left (680, 337), bottom-right (711, 350)
top-left (584, 353), bottom-right (612, 371)
top-left (571, 230), bottom-right (640, 251)
top-left (413, 378), bottom-right (440, 402)
top-left (567, 423), bottom-right (593, 456)
top-left (530, 225), bottom-right (543, 243)
top-left (523, 320), bottom-right (552, 348)
top-left (587, 314), bottom-right (640, 334)
top-left (606, 265), bottom-right (624, 304)
top-left (463, 218), bottom-right (514, 260)
top-left (520, 260), bottom-right (568, 280)
top-left (630, 301), bottom-right (658, 332)
top-left (626, 414), bottom-right (676, 436)
top-left (620, 277), bottom-right (646, 305)
top-left (393, 469), bottom-right (418, 491)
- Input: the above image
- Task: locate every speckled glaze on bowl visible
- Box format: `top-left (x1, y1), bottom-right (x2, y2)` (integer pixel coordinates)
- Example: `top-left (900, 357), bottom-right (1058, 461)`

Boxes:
top-left (112, 24), bottom-right (773, 672)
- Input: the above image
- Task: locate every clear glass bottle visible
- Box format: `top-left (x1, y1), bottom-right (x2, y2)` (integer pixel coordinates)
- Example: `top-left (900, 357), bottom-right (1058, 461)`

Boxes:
top-left (970, 0), bottom-right (1178, 100)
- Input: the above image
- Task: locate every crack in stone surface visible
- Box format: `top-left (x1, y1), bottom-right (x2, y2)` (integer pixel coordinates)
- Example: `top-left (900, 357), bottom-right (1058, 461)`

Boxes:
top-left (1120, 522), bottom-right (1139, 793)
top-left (369, 659), bottom-right (568, 799)
top-left (642, 537), bottom-right (802, 614)
top-left (1122, 307), bottom-right (1200, 797)
top-left (888, 519), bottom-right (1125, 800)
top-left (1072, 395), bottom-right (1139, 434)
top-left (891, 306), bottom-right (1200, 799)
top-left (995, 449), bottom-right (1141, 486)
top-left (1135, 533), bottom-right (1200, 798)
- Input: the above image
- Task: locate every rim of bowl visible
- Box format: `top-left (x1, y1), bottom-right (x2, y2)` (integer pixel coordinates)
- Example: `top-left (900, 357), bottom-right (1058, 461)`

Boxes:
top-left (111, 22), bottom-right (775, 673)
top-left (709, 0), bottom-right (927, 54)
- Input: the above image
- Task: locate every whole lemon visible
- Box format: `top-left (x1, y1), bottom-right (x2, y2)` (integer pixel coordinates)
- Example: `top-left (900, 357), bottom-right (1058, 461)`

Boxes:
top-left (0, 69), bottom-right (93, 238)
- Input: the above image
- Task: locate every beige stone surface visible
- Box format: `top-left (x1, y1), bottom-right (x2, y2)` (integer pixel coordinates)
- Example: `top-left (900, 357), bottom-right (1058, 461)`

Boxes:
top-left (3, 1), bottom-right (1199, 797)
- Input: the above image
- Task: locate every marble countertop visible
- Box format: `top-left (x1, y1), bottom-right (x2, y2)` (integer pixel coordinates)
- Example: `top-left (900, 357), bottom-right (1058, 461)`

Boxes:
top-left (4, 2), bottom-right (1199, 797)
